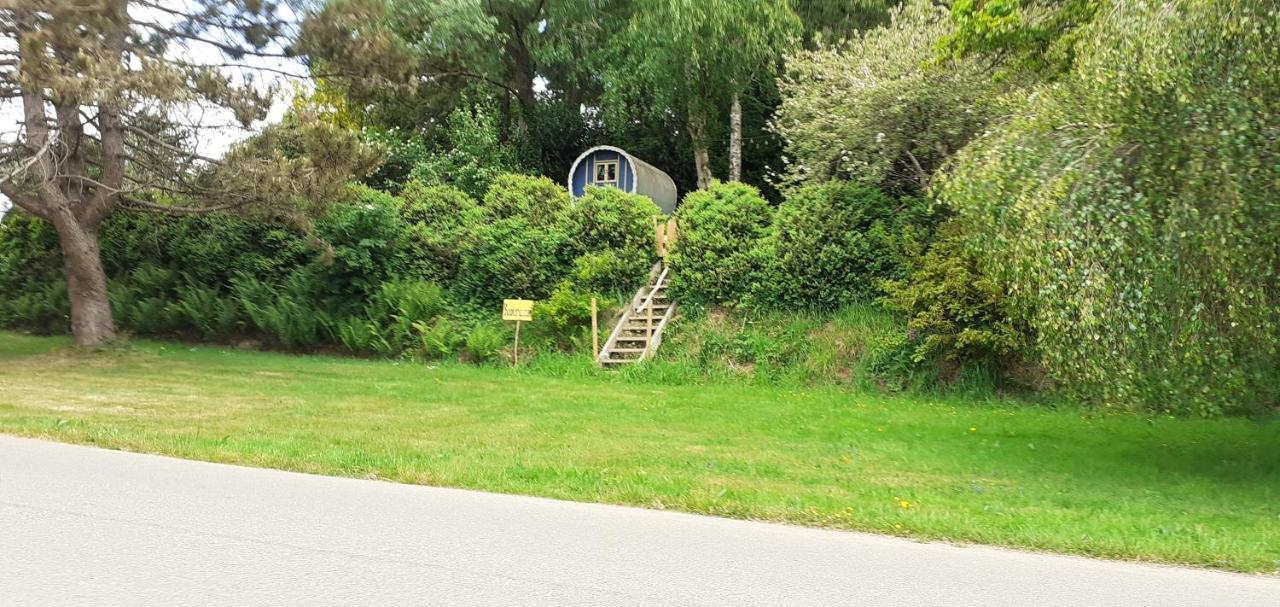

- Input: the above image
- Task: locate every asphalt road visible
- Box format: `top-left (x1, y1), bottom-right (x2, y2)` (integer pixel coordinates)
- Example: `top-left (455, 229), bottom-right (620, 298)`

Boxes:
top-left (1, 435), bottom-right (1276, 606)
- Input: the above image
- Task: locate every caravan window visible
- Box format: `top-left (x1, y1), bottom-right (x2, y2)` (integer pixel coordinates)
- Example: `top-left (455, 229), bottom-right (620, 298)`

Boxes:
top-left (593, 160), bottom-right (619, 187)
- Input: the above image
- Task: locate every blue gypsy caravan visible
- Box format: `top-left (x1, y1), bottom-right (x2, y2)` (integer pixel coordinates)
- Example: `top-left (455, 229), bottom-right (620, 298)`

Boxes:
top-left (567, 145), bottom-right (679, 214)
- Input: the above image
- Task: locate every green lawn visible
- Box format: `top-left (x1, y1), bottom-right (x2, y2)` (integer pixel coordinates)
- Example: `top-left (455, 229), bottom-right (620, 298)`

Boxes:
top-left (0, 331), bottom-right (1277, 573)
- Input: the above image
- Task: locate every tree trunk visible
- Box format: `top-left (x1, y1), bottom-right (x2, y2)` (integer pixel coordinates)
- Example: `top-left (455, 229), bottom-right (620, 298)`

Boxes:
top-left (729, 91), bottom-right (742, 182)
top-left (688, 107), bottom-right (713, 190)
top-left (51, 210), bottom-right (115, 346)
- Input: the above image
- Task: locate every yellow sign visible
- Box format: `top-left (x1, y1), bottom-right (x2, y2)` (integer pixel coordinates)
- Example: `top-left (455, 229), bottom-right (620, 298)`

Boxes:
top-left (502, 299), bottom-right (534, 322)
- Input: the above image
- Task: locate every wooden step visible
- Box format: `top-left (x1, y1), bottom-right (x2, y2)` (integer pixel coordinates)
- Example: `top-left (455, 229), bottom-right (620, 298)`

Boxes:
top-left (609, 348), bottom-right (648, 354)
top-left (600, 358), bottom-right (638, 365)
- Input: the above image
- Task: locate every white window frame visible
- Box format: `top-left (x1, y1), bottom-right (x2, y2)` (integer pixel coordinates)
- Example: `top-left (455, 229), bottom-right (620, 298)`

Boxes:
top-left (592, 160), bottom-right (620, 187)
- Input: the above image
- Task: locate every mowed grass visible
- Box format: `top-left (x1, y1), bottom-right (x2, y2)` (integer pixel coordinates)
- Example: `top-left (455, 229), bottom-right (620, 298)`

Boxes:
top-left (0, 332), bottom-right (1277, 573)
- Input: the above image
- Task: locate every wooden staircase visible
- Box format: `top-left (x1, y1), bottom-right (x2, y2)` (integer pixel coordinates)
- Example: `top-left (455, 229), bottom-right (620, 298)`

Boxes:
top-left (597, 262), bottom-right (677, 366)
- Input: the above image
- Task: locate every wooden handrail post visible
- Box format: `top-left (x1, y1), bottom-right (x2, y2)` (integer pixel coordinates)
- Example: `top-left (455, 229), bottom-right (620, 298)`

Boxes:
top-left (591, 297), bottom-right (599, 364)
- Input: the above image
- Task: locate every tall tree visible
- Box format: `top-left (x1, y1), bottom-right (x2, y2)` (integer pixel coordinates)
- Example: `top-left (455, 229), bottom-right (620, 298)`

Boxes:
top-left (298, 0), bottom-right (631, 132)
top-left (775, 0), bottom-right (999, 194)
top-left (607, 0), bottom-right (798, 188)
top-left (0, 0), bottom-right (375, 346)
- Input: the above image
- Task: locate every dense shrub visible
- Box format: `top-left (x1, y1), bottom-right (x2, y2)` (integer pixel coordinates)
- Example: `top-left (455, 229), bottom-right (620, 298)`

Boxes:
top-left (943, 0), bottom-right (1280, 415)
top-left (417, 317), bottom-right (464, 360)
top-left (397, 181), bottom-right (479, 281)
top-left (456, 216), bottom-right (570, 304)
top-left (464, 322), bottom-right (508, 363)
top-left (571, 250), bottom-right (646, 296)
top-left (232, 272), bottom-right (336, 349)
top-left (564, 187), bottom-right (661, 294)
top-left (313, 185), bottom-right (408, 308)
top-left (668, 182), bottom-right (773, 306)
top-left (361, 128), bottom-right (431, 194)
top-left (398, 181), bottom-right (479, 230)
top-left (0, 212), bottom-right (62, 301)
top-left (0, 281), bottom-right (68, 333)
top-left (761, 182), bottom-right (932, 309)
top-left (108, 264), bottom-right (181, 335)
top-left (343, 280), bottom-right (450, 354)
top-left (564, 186), bottom-right (661, 255)
top-left (881, 220), bottom-right (1025, 368)
top-left (528, 282), bottom-right (596, 350)
top-left (169, 285), bottom-right (243, 339)
top-left (409, 104), bottom-right (522, 200)
top-left (96, 210), bottom-right (312, 288)
top-left (452, 174), bottom-right (574, 303)
top-left (480, 173), bottom-right (571, 227)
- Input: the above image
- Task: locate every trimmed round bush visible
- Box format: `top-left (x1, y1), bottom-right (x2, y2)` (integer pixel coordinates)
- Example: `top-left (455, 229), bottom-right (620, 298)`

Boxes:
top-left (765, 181), bottom-right (931, 309)
top-left (564, 186), bottom-right (661, 293)
top-left (565, 186), bottom-right (661, 255)
top-left (398, 181), bottom-right (480, 231)
top-left (457, 216), bottom-right (570, 304)
top-left (398, 181), bottom-right (480, 281)
top-left (668, 182), bottom-right (773, 306)
top-left (481, 173), bottom-right (570, 227)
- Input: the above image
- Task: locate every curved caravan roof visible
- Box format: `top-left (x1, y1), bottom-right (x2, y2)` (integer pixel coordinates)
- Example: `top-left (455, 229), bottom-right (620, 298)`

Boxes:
top-left (567, 145), bottom-right (679, 214)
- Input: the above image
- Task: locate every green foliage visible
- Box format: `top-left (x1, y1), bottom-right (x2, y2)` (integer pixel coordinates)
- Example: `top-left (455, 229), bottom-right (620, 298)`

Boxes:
top-left (169, 285), bottom-right (243, 339)
top-left (233, 272), bottom-right (335, 349)
top-left (761, 182), bottom-right (933, 309)
top-left (606, 0), bottom-right (801, 180)
top-left (409, 104), bottom-right (523, 200)
top-left (881, 220), bottom-right (1026, 367)
top-left (464, 322), bottom-right (507, 363)
top-left (563, 186), bottom-right (660, 293)
top-left (337, 316), bottom-right (393, 355)
top-left (457, 216), bottom-right (570, 304)
top-left (529, 282), bottom-right (595, 350)
top-left (361, 128), bottom-right (433, 193)
top-left (938, 0), bottom-right (1100, 77)
top-left (365, 280), bottom-right (447, 328)
top-left (417, 317), bottom-right (464, 360)
top-left (213, 115), bottom-right (386, 219)
top-left (0, 281), bottom-right (68, 334)
top-left (565, 186), bottom-right (661, 255)
top-left (364, 280), bottom-right (449, 353)
top-left (942, 0), bottom-right (1280, 415)
top-left (455, 173), bottom-right (573, 303)
top-left (108, 265), bottom-right (181, 335)
top-left (313, 185), bottom-right (408, 307)
top-left (668, 182), bottom-right (773, 306)
top-left (480, 173), bottom-right (571, 227)
top-left (0, 212), bottom-right (61, 297)
top-left (0, 212), bottom-right (67, 333)
top-left (398, 181), bottom-right (480, 229)
top-left (648, 303), bottom-right (934, 389)
top-left (776, 0), bottom-right (999, 193)
top-left (570, 250), bottom-right (648, 297)
top-left (397, 181), bottom-right (480, 281)
top-left (99, 212), bottom-right (312, 288)
top-left (335, 280), bottom-right (448, 356)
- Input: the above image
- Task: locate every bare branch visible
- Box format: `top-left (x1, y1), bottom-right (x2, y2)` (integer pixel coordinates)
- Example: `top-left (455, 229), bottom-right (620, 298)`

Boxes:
top-left (124, 124), bottom-right (224, 165)
top-left (119, 196), bottom-right (246, 216)
top-left (133, 21), bottom-right (294, 59)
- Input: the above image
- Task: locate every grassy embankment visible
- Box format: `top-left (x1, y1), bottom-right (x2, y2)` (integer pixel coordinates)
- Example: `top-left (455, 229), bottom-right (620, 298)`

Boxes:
top-left (0, 331), bottom-right (1276, 573)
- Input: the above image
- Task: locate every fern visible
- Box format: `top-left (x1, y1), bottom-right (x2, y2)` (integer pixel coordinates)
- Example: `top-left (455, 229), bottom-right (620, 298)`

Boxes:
top-left (415, 318), bottom-right (462, 360)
